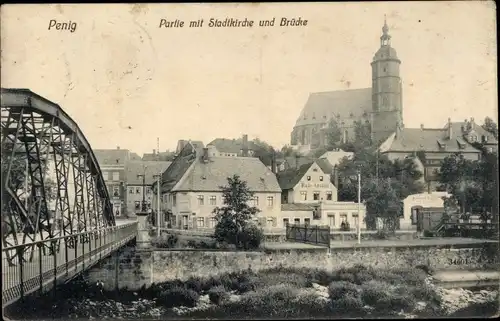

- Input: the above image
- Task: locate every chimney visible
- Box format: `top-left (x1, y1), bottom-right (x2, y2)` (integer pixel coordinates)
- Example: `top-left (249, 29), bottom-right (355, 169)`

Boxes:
top-left (202, 147), bottom-right (209, 163)
top-left (117, 146), bottom-right (120, 150)
top-left (420, 124), bottom-right (424, 130)
top-left (242, 134), bottom-right (249, 157)
top-left (153, 149), bottom-right (156, 155)
top-left (470, 118), bottom-right (475, 129)
top-left (447, 118), bottom-right (452, 139)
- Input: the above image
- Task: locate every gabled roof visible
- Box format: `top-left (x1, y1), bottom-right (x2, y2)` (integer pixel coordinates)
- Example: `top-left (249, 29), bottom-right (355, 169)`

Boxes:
top-left (276, 162), bottom-right (314, 190)
top-left (449, 122), bottom-right (498, 145)
top-left (315, 158), bottom-right (334, 175)
top-left (176, 140), bottom-right (204, 154)
top-left (380, 128), bottom-right (481, 154)
top-left (295, 88), bottom-right (372, 127)
top-left (173, 155), bottom-right (281, 193)
top-left (125, 161), bottom-right (172, 185)
top-left (94, 149), bottom-right (134, 166)
top-left (161, 143), bottom-right (199, 192)
top-left (207, 138), bottom-right (257, 154)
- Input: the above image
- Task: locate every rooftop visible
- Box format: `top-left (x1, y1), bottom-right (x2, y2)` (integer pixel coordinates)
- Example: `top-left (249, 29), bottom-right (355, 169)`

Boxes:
top-left (125, 160), bottom-right (172, 185)
top-left (276, 162), bottom-right (314, 190)
top-left (94, 148), bottom-right (140, 166)
top-left (173, 154), bottom-right (281, 193)
top-left (207, 137), bottom-right (257, 154)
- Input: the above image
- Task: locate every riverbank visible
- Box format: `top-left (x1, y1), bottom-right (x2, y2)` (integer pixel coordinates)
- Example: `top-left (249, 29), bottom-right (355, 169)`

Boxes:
top-left (5, 265), bottom-right (498, 320)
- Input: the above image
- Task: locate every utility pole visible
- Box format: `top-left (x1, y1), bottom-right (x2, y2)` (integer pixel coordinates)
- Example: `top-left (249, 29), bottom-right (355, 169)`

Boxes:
top-left (357, 169), bottom-right (361, 244)
top-left (137, 165), bottom-right (148, 212)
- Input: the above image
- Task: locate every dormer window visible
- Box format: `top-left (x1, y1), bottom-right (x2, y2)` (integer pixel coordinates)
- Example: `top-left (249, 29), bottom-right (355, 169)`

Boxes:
top-left (469, 135), bottom-right (478, 143)
top-left (307, 176), bottom-right (311, 181)
top-left (482, 135), bottom-right (488, 143)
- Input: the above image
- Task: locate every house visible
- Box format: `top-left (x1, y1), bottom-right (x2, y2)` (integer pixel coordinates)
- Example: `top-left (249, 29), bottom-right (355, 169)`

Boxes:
top-left (206, 134), bottom-right (257, 157)
top-left (449, 118), bottom-right (498, 153)
top-left (160, 143), bottom-right (282, 230)
top-left (378, 118), bottom-right (484, 191)
top-left (94, 147), bottom-right (141, 218)
top-left (277, 160), bottom-right (366, 230)
top-left (125, 160), bottom-right (172, 217)
top-left (318, 149), bottom-right (354, 168)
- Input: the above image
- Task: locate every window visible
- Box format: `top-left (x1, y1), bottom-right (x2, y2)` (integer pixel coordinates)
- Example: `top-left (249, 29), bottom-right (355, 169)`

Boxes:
top-left (113, 187), bottom-right (120, 197)
top-left (326, 192), bottom-right (333, 201)
top-left (102, 171), bottom-right (108, 180)
top-left (197, 217), bottom-right (205, 228)
top-left (307, 176), bottom-right (311, 181)
top-left (210, 196), bottom-right (217, 205)
top-left (294, 218), bottom-right (300, 224)
top-left (328, 214), bottom-right (335, 227)
top-left (300, 191), bottom-right (307, 201)
top-left (209, 217), bottom-right (217, 228)
top-left (304, 218), bottom-right (311, 226)
top-left (469, 135), bottom-right (478, 142)
top-left (173, 194), bottom-right (177, 206)
top-left (197, 195), bottom-right (204, 205)
top-left (352, 213), bottom-right (359, 226)
top-left (313, 192), bottom-right (320, 201)
top-left (283, 218), bottom-right (289, 227)
top-left (134, 201), bottom-right (140, 210)
top-left (267, 196), bottom-right (274, 207)
top-left (136, 187), bottom-right (141, 194)
top-left (267, 217), bottom-right (274, 227)
top-left (252, 196), bottom-right (259, 206)
top-left (112, 172), bottom-right (119, 181)
top-left (147, 187), bottom-right (152, 194)
top-left (129, 188), bottom-right (134, 194)
top-left (340, 213), bottom-right (348, 224)
top-left (319, 176), bottom-right (323, 181)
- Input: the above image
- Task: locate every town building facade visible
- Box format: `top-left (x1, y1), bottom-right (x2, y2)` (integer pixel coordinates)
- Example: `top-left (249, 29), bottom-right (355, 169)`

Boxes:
top-left (290, 18), bottom-right (403, 152)
top-left (159, 143), bottom-right (282, 230)
top-left (277, 160), bottom-right (367, 230)
top-left (94, 147), bottom-right (141, 218)
top-left (125, 160), bottom-right (171, 217)
top-left (206, 134), bottom-right (256, 157)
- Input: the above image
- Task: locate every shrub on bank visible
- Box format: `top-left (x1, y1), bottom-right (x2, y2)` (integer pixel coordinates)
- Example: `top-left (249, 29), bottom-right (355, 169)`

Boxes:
top-left (208, 286), bottom-right (230, 305)
top-left (151, 234), bottom-right (178, 248)
top-left (157, 286), bottom-right (199, 308)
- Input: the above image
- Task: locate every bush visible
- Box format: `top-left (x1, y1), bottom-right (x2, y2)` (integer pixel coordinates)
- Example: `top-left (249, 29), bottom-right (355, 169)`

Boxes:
top-left (374, 229), bottom-right (389, 240)
top-left (152, 234), bottom-right (178, 248)
top-left (185, 276), bottom-right (204, 294)
top-left (328, 281), bottom-right (359, 301)
top-left (374, 295), bottom-right (416, 313)
top-left (360, 281), bottom-right (390, 306)
top-left (238, 224), bottom-right (263, 250)
top-left (208, 286), bottom-right (230, 305)
top-left (157, 286), bottom-right (200, 308)
top-left (332, 294), bottom-right (364, 311)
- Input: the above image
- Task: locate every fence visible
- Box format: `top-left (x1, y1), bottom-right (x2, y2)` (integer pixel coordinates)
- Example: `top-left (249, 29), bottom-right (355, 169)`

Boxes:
top-left (285, 224), bottom-right (330, 247)
top-left (2, 222), bottom-right (137, 306)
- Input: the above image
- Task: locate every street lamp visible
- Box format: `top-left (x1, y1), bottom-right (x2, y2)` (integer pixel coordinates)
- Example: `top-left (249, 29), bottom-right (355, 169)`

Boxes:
top-left (137, 165), bottom-right (148, 213)
top-left (352, 161), bottom-right (364, 244)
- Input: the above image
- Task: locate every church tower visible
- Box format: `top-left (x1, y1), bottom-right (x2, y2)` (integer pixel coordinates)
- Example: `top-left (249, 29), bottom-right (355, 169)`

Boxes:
top-left (371, 17), bottom-right (403, 144)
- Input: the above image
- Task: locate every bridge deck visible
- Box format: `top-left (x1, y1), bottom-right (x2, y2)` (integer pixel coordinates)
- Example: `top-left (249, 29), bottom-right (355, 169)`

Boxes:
top-left (2, 221), bottom-right (137, 307)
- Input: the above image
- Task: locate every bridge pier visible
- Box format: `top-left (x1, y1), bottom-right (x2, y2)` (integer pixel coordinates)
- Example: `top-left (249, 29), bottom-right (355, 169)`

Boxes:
top-left (136, 212), bottom-right (152, 249)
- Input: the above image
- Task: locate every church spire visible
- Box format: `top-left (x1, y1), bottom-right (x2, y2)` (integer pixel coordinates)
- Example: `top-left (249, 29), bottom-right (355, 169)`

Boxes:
top-left (380, 15), bottom-right (391, 47)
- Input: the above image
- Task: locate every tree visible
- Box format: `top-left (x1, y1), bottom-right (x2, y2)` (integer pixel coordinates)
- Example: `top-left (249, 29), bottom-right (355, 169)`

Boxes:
top-left (363, 178), bottom-right (403, 231)
top-left (213, 175), bottom-right (262, 249)
top-left (324, 118), bottom-right (342, 151)
top-left (353, 120), bottom-right (372, 148)
top-left (482, 116), bottom-right (498, 140)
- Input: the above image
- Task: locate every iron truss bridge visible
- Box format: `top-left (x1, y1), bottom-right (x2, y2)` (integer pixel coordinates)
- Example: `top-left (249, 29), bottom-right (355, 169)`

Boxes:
top-left (1, 88), bottom-right (137, 307)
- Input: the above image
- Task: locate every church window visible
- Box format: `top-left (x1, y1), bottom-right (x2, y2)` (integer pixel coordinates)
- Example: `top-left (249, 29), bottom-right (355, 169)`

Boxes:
top-left (383, 67), bottom-right (387, 72)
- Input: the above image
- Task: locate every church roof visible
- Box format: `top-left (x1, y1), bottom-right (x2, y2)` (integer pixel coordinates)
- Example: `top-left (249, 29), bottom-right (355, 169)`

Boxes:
top-left (373, 45), bottom-right (399, 61)
top-left (294, 88), bottom-right (372, 127)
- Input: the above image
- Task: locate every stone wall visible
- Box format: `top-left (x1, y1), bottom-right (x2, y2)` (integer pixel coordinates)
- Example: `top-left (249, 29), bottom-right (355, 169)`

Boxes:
top-left (152, 244), bottom-right (499, 283)
top-left (85, 242), bottom-right (153, 291)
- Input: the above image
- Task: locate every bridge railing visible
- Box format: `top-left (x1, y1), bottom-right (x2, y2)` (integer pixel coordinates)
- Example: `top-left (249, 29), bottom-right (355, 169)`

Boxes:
top-left (2, 221), bottom-right (137, 306)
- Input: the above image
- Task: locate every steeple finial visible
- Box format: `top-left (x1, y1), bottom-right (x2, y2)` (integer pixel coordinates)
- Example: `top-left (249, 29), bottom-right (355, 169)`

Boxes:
top-left (380, 15), bottom-right (391, 46)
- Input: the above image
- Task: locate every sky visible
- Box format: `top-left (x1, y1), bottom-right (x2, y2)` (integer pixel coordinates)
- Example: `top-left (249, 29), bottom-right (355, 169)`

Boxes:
top-left (1, 2), bottom-right (497, 156)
